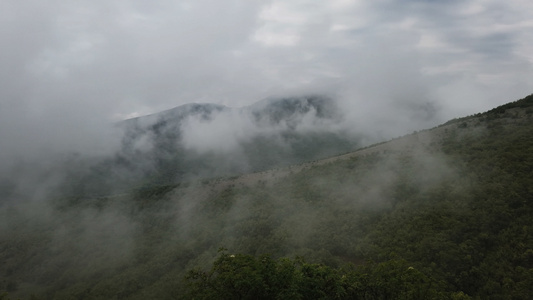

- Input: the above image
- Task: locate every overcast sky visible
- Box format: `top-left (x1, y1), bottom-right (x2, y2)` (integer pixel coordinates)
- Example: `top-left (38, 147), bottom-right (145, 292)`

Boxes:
top-left (1, 0), bottom-right (533, 157)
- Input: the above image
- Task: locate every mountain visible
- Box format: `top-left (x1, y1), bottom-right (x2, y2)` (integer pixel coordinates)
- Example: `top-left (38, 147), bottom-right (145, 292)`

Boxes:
top-left (59, 95), bottom-right (359, 197)
top-left (247, 95), bottom-right (342, 125)
top-left (0, 95), bottom-right (359, 205)
top-left (1, 94), bottom-right (532, 299)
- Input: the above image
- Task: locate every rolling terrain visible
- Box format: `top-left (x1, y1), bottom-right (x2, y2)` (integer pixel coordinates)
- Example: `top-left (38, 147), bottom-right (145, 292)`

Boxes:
top-left (40, 95), bottom-right (361, 199)
top-left (1, 94), bottom-right (532, 299)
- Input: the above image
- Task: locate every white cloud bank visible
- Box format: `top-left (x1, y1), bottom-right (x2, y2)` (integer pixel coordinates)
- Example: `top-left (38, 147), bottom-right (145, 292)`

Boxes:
top-left (1, 0), bottom-right (532, 159)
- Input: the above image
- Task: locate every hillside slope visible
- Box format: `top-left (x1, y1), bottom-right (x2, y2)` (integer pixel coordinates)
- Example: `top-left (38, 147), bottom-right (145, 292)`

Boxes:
top-left (1, 94), bottom-right (532, 299)
top-left (45, 95), bottom-right (360, 198)
top-left (116, 95), bottom-right (356, 181)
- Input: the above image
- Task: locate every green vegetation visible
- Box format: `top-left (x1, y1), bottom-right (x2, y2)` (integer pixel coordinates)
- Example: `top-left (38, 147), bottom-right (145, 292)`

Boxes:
top-left (1, 95), bottom-right (532, 299)
top-left (184, 249), bottom-right (449, 299)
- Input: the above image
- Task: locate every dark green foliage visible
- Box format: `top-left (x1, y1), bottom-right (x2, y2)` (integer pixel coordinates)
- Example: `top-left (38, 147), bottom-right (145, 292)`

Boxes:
top-left (1, 94), bottom-right (533, 299)
top-left (184, 250), bottom-right (447, 300)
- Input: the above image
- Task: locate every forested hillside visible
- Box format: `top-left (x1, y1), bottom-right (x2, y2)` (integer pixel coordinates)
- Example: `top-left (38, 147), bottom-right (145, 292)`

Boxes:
top-left (22, 96), bottom-right (359, 200)
top-left (1, 95), bottom-right (532, 299)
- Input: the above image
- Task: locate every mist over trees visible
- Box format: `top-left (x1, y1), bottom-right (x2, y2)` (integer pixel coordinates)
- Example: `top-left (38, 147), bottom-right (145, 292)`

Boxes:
top-left (0, 95), bottom-right (360, 201)
top-left (2, 1), bottom-right (533, 298)
top-left (0, 94), bottom-right (532, 299)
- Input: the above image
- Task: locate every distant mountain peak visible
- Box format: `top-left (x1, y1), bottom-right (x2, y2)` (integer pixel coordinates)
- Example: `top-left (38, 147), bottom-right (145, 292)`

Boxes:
top-left (122, 94), bottom-right (340, 127)
top-left (160, 102), bottom-right (228, 121)
top-left (247, 95), bottom-right (341, 125)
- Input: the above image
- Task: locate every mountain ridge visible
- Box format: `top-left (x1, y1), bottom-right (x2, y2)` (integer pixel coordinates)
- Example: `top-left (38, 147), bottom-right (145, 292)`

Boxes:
top-left (203, 93), bottom-right (533, 191)
top-left (110, 94), bottom-right (358, 187)
top-left (1, 94), bottom-right (532, 299)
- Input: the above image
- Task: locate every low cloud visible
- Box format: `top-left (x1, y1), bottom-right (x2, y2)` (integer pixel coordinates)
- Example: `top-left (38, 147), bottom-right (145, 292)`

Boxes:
top-left (2, 1), bottom-right (532, 168)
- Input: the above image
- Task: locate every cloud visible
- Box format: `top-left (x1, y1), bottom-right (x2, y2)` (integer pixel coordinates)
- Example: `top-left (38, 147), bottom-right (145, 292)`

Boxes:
top-left (1, 0), bottom-right (532, 163)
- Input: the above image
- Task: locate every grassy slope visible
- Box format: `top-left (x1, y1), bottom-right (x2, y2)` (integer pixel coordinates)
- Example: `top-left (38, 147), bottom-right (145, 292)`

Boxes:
top-left (1, 95), bottom-right (532, 299)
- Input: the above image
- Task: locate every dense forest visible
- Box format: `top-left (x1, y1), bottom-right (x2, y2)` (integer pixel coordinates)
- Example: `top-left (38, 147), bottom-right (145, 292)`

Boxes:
top-left (1, 95), bottom-right (532, 299)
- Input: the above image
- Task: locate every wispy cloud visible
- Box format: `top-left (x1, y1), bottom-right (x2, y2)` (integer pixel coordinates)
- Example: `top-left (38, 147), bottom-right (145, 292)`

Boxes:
top-left (0, 0), bottom-right (532, 161)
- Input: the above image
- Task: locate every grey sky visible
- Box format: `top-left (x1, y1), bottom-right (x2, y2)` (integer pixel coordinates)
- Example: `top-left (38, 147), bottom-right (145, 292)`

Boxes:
top-left (1, 0), bottom-right (532, 158)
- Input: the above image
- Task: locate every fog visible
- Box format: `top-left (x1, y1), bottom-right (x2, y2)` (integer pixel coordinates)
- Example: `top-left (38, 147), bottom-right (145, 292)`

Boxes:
top-left (2, 1), bottom-right (533, 162)
top-left (0, 1), bottom-right (532, 297)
